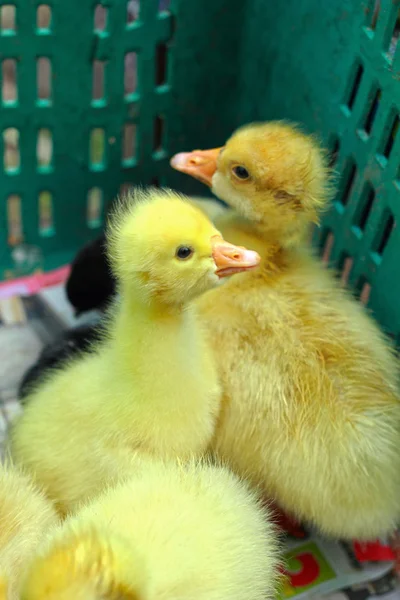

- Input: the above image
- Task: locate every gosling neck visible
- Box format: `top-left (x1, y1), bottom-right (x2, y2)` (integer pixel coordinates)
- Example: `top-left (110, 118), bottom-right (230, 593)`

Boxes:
top-left (223, 214), bottom-right (312, 282)
top-left (259, 218), bottom-right (313, 246)
top-left (117, 281), bottom-right (188, 321)
top-left (261, 233), bottom-right (313, 281)
top-left (225, 212), bottom-right (311, 269)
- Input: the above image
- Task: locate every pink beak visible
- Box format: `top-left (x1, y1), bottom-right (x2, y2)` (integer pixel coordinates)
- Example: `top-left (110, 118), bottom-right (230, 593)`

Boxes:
top-left (211, 235), bottom-right (260, 278)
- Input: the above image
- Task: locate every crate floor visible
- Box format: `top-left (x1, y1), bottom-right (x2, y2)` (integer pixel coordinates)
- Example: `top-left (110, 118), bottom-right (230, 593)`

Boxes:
top-left (0, 320), bottom-right (43, 456)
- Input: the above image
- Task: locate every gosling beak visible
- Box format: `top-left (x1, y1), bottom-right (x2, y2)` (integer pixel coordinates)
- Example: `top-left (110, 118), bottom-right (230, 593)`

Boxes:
top-left (170, 148), bottom-right (222, 187)
top-left (211, 235), bottom-right (260, 278)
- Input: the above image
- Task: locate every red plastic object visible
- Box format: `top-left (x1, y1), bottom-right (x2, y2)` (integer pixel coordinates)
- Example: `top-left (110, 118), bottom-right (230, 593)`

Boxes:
top-left (353, 540), bottom-right (395, 563)
top-left (268, 501), bottom-right (307, 539)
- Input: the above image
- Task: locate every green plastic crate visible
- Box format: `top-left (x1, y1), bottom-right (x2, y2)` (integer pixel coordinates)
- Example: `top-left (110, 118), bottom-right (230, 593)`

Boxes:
top-left (0, 0), bottom-right (399, 341)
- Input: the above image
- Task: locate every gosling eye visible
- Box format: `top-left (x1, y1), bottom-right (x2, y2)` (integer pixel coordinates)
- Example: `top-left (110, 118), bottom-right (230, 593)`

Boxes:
top-left (232, 165), bottom-right (250, 180)
top-left (176, 245), bottom-right (194, 260)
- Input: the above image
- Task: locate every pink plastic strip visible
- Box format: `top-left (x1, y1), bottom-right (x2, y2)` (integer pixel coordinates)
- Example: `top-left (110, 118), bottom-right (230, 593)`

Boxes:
top-left (0, 265), bottom-right (71, 299)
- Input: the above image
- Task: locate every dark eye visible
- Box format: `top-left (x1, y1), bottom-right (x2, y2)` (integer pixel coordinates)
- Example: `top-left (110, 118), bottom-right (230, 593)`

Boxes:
top-left (232, 165), bottom-right (250, 180)
top-left (176, 246), bottom-right (194, 260)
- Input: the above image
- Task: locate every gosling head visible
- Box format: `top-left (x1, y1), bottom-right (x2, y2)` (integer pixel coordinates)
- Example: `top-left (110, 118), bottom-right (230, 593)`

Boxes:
top-left (171, 121), bottom-right (333, 247)
top-left (0, 574), bottom-right (7, 600)
top-left (20, 528), bottom-right (139, 600)
top-left (107, 188), bottom-right (260, 306)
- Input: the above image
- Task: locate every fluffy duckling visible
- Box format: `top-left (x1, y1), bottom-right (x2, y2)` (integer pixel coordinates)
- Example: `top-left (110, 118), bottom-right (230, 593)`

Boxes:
top-left (171, 122), bottom-right (400, 540)
top-left (0, 462), bottom-right (59, 600)
top-left (10, 188), bottom-right (260, 514)
top-left (20, 458), bottom-right (279, 600)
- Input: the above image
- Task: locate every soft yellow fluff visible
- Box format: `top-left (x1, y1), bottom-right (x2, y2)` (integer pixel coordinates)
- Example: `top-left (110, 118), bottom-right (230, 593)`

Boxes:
top-left (190, 195), bottom-right (230, 221)
top-left (10, 188), bottom-right (224, 514)
top-left (0, 462), bottom-right (58, 599)
top-left (173, 121), bottom-right (400, 539)
top-left (20, 458), bottom-right (279, 600)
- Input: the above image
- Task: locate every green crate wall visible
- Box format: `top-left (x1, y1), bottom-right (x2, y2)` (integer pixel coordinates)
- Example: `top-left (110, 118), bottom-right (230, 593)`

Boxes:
top-left (0, 0), bottom-right (399, 342)
top-left (0, 0), bottom-right (175, 276)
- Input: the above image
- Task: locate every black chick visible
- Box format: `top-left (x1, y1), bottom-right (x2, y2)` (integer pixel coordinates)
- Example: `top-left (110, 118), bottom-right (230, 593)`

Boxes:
top-left (19, 324), bottom-right (101, 402)
top-left (66, 235), bottom-right (116, 316)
